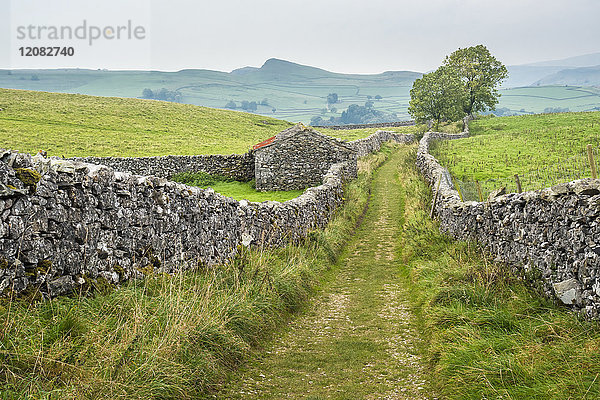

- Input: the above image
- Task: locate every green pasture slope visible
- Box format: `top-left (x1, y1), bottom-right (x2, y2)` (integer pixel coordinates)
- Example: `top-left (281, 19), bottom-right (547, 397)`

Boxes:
top-left (0, 88), bottom-right (418, 201)
top-left (431, 111), bottom-right (600, 195)
top-left (0, 88), bottom-right (419, 158)
top-left (0, 88), bottom-right (292, 157)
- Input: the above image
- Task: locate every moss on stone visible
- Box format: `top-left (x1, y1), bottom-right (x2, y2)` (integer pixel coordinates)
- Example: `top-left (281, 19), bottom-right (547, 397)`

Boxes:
top-left (137, 265), bottom-right (154, 276)
top-left (93, 276), bottom-right (113, 295)
top-left (0, 257), bottom-right (8, 269)
top-left (37, 259), bottom-right (52, 274)
top-left (113, 264), bottom-right (126, 281)
top-left (79, 273), bottom-right (115, 296)
top-left (20, 284), bottom-right (44, 303)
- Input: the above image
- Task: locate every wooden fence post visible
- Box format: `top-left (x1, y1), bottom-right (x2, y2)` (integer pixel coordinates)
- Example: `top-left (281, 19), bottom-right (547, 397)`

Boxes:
top-left (475, 181), bottom-right (483, 202)
top-left (588, 144), bottom-right (598, 179)
top-left (452, 177), bottom-right (464, 202)
top-left (430, 174), bottom-right (442, 219)
top-left (514, 174), bottom-right (522, 193)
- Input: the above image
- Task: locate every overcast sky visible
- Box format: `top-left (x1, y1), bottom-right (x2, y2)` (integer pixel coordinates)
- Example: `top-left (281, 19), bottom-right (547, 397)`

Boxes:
top-left (1, 0), bottom-right (599, 73)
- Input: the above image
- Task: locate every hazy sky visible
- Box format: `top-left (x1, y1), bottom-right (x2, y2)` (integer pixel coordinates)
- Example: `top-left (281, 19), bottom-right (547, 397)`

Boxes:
top-left (1, 0), bottom-right (599, 73)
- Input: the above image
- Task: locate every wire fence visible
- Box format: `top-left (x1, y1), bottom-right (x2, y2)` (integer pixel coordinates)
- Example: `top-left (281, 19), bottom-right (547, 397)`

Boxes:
top-left (449, 145), bottom-right (600, 201)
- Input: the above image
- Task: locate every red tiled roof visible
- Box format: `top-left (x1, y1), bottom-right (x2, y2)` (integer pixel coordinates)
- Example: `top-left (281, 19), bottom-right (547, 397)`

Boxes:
top-left (252, 135), bottom-right (276, 150)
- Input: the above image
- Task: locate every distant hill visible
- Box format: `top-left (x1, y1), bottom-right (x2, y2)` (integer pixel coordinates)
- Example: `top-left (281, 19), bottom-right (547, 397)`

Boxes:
top-left (524, 52), bottom-right (600, 68)
top-left (0, 60), bottom-right (420, 124)
top-left (503, 65), bottom-right (567, 88)
top-left (2, 54), bottom-right (600, 122)
top-left (532, 65), bottom-right (600, 86)
top-left (503, 52), bottom-right (600, 88)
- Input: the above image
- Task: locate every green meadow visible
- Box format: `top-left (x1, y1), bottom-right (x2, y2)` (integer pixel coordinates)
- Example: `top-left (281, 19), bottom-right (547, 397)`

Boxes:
top-left (0, 88), bottom-right (418, 158)
top-left (497, 85), bottom-right (600, 114)
top-left (0, 61), bottom-right (419, 124)
top-left (431, 112), bottom-right (600, 195)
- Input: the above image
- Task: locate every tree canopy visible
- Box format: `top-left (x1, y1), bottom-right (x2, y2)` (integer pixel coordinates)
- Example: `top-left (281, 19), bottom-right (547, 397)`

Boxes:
top-left (326, 93), bottom-right (338, 105)
top-left (408, 66), bottom-right (464, 126)
top-left (408, 45), bottom-right (508, 126)
top-left (443, 44), bottom-right (508, 116)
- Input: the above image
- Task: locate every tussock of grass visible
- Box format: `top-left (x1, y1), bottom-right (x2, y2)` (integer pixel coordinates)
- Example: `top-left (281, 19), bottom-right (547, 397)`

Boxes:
top-left (0, 146), bottom-right (389, 399)
top-left (398, 149), bottom-right (600, 399)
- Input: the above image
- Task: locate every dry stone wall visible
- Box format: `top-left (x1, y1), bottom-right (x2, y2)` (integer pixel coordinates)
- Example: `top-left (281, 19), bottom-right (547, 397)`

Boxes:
top-left (72, 153), bottom-right (254, 181)
top-left (0, 150), bottom-right (242, 298)
top-left (350, 130), bottom-right (415, 157)
top-left (313, 121), bottom-right (415, 130)
top-left (0, 128), bottom-right (412, 299)
top-left (416, 125), bottom-right (600, 319)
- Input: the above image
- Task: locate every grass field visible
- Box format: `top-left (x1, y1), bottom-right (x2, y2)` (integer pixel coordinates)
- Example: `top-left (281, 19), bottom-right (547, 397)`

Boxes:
top-left (496, 86), bottom-right (600, 115)
top-left (0, 88), bottom-right (293, 157)
top-left (0, 88), bottom-right (419, 158)
top-left (171, 172), bottom-right (304, 202)
top-left (430, 111), bottom-right (600, 196)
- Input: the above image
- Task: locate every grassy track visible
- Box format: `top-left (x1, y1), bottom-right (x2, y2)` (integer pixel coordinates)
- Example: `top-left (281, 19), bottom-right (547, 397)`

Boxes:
top-left (217, 144), bottom-right (600, 399)
top-left (219, 145), bottom-right (433, 399)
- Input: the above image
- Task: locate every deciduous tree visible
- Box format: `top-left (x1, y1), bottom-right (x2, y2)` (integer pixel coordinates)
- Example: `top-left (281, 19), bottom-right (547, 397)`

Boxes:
top-left (408, 66), bottom-right (465, 127)
top-left (443, 44), bottom-right (508, 116)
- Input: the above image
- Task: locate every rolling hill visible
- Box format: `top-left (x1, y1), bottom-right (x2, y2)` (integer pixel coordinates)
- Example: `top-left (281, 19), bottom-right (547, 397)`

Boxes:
top-left (532, 65), bottom-right (600, 86)
top-left (0, 59), bottom-right (421, 124)
top-left (3, 55), bottom-right (600, 122)
top-left (523, 51), bottom-right (600, 68)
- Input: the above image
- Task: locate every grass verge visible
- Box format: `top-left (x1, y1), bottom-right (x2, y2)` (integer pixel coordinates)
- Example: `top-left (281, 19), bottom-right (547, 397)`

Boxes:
top-left (399, 149), bottom-right (600, 399)
top-left (0, 146), bottom-right (391, 400)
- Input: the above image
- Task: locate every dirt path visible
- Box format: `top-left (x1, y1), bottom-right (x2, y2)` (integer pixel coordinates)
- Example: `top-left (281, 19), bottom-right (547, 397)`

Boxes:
top-left (219, 147), bottom-right (432, 399)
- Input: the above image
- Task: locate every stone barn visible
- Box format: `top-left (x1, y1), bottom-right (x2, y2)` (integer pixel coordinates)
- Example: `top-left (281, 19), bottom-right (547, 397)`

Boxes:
top-left (253, 124), bottom-right (357, 191)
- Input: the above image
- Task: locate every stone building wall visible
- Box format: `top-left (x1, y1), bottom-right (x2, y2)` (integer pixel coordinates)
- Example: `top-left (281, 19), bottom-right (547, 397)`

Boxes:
top-left (254, 126), bottom-right (358, 191)
top-left (416, 126), bottom-right (600, 319)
